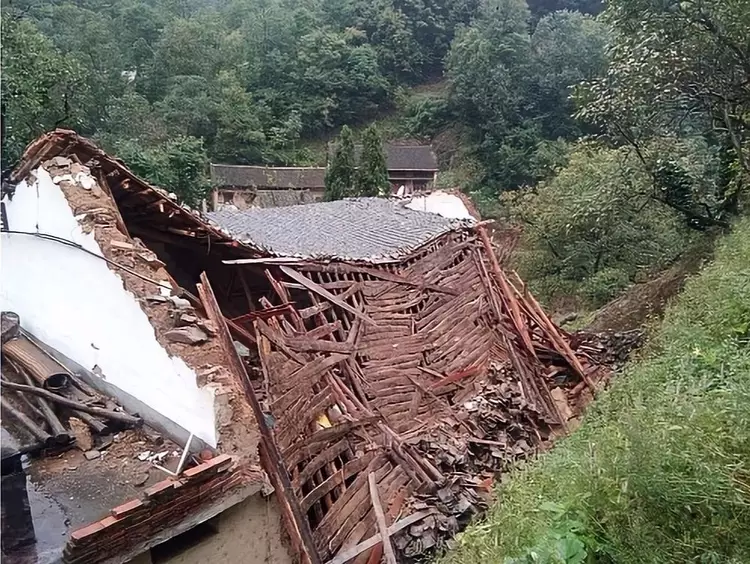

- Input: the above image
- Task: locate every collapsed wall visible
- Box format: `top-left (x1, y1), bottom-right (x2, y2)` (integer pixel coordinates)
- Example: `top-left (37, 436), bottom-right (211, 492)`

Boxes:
top-left (1, 156), bottom-right (257, 456)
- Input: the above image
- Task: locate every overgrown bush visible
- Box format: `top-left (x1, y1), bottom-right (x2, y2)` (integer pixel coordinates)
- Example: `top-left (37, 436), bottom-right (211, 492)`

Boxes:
top-left (441, 217), bottom-right (750, 564)
top-left (506, 143), bottom-right (695, 309)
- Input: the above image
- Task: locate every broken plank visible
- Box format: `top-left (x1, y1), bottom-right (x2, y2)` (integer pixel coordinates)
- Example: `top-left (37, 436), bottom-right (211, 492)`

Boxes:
top-left (294, 439), bottom-right (351, 489)
top-left (368, 473), bottom-right (397, 564)
top-left (197, 273), bottom-right (321, 564)
top-left (280, 266), bottom-right (378, 327)
top-left (301, 452), bottom-right (376, 512)
top-left (325, 511), bottom-right (434, 564)
top-left (285, 336), bottom-right (355, 355)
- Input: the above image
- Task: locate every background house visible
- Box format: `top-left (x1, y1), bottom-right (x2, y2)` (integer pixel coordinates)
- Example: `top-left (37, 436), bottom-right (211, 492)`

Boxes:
top-left (209, 165), bottom-right (326, 210)
top-left (209, 143), bottom-right (439, 211)
top-left (381, 144), bottom-right (438, 194)
top-left (328, 142), bottom-right (439, 194)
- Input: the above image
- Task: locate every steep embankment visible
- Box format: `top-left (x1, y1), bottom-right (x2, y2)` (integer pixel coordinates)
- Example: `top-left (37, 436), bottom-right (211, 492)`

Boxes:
top-left (442, 219), bottom-right (750, 563)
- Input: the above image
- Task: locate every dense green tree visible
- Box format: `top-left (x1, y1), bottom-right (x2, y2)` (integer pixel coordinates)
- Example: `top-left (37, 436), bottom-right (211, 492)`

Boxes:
top-left (446, 0), bottom-right (609, 196)
top-left (1, 13), bottom-right (88, 164)
top-left (325, 126), bottom-right (356, 201)
top-left (526, 0), bottom-right (604, 21)
top-left (530, 10), bottom-right (608, 138)
top-left (111, 135), bottom-right (210, 206)
top-left (355, 125), bottom-right (389, 196)
top-left (577, 0), bottom-right (750, 226)
top-left (508, 143), bottom-right (693, 307)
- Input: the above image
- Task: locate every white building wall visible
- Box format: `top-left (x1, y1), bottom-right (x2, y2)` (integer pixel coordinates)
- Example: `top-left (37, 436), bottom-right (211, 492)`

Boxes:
top-left (0, 167), bottom-right (218, 446)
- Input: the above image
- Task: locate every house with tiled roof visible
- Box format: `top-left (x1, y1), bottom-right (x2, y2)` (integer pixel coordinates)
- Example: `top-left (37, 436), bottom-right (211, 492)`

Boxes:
top-left (209, 143), bottom-right (439, 211)
top-left (209, 165), bottom-right (326, 210)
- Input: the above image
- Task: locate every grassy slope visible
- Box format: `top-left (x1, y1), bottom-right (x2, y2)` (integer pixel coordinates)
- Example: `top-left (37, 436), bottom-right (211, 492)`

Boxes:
top-left (443, 219), bottom-right (750, 563)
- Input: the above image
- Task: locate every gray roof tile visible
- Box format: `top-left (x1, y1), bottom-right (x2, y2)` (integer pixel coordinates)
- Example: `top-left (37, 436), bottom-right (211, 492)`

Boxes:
top-left (207, 198), bottom-right (470, 260)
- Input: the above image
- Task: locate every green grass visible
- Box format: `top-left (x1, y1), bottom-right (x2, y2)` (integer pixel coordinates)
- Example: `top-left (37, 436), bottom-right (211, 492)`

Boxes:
top-left (441, 219), bottom-right (750, 564)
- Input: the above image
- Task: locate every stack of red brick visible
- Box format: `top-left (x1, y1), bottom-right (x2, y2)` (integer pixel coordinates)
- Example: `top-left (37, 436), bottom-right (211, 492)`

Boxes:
top-left (64, 454), bottom-right (243, 564)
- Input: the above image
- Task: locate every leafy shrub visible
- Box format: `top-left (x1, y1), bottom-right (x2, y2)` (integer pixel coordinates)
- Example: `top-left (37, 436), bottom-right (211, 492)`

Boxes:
top-left (506, 143), bottom-right (694, 308)
top-left (109, 135), bottom-right (210, 206)
top-left (580, 268), bottom-right (630, 306)
top-left (402, 95), bottom-right (452, 138)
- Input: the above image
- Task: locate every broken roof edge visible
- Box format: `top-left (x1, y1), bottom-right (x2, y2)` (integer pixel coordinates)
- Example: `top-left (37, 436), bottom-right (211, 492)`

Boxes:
top-left (223, 224), bottom-right (475, 266)
top-left (10, 129), bottom-right (269, 258)
top-left (11, 131), bottom-right (476, 265)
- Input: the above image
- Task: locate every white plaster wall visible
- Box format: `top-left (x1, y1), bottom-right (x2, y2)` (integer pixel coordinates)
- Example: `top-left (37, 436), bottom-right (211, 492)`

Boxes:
top-left (405, 191), bottom-right (475, 221)
top-left (0, 167), bottom-right (217, 446)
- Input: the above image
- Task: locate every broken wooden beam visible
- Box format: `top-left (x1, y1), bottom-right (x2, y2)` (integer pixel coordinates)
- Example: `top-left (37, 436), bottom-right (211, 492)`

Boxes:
top-left (197, 272), bottom-right (322, 564)
top-left (0, 380), bottom-right (142, 426)
top-left (368, 473), bottom-right (397, 564)
top-left (325, 510), bottom-right (434, 564)
top-left (0, 396), bottom-right (55, 446)
top-left (279, 266), bottom-right (378, 327)
top-left (6, 358), bottom-right (71, 444)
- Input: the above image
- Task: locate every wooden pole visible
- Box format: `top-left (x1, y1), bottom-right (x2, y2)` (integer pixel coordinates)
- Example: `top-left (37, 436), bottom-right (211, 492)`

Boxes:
top-left (0, 380), bottom-right (141, 426)
top-left (197, 272), bottom-right (322, 564)
top-left (367, 473), bottom-right (397, 564)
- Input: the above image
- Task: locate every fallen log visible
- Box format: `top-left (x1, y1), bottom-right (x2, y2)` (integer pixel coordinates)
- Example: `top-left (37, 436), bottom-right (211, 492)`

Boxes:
top-left (1, 397), bottom-right (54, 446)
top-left (0, 380), bottom-right (141, 426)
top-left (7, 358), bottom-right (71, 444)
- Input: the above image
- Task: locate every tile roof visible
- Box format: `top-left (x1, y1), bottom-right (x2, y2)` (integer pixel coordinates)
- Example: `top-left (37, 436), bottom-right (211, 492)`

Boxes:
top-left (326, 144), bottom-right (439, 172)
top-left (384, 145), bottom-right (438, 171)
top-left (254, 189), bottom-right (322, 208)
top-left (210, 165), bottom-right (326, 189)
top-left (207, 197), bottom-right (471, 261)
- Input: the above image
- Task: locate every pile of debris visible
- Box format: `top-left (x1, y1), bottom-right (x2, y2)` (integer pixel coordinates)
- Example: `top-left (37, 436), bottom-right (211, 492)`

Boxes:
top-left (1, 312), bottom-right (142, 457)
top-left (572, 329), bottom-right (645, 370)
top-left (396, 362), bottom-right (555, 560)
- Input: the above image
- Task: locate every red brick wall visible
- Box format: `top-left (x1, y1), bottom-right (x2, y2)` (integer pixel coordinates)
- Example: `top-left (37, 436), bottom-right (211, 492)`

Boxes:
top-left (64, 455), bottom-right (255, 564)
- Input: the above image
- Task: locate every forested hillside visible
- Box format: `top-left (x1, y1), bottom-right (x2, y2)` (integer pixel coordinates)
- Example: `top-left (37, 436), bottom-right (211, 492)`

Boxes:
top-left (2, 0), bottom-right (748, 311)
top-left (2, 0), bottom-right (602, 193)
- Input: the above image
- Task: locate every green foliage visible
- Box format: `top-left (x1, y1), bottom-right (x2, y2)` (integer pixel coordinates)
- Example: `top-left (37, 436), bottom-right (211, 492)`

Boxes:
top-left (507, 143), bottom-right (693, 308)
top-left (354, 125), bottom-right (389, 196)
top-left (325, 126), bottom-right (356, 201)
top-left (446, 1), bottom-right (609, 195)
top-left (1, 12), bottom-right (88, 164)
top-left (526, 0), bottom-right (604, 21)
top-left (442, 217), bottom-right (750, 563)
top-left (110, 135), bottom-right (210, 206)
top-left (503, 503), bottom-right (601, 564)
top-left (530, 10), bottom-right (609, 139)
top-left (1, 0), bottom-right (484, 174)
top-left (403, 95), bottom-right (452, 139)
top-left (576, 0), bottom-right (750, 223)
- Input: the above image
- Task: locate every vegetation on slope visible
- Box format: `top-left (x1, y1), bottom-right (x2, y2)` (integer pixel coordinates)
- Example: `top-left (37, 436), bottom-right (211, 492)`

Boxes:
top-left (0, 0), bottom-right (606, 202)
top-left (443, 218), bottom-right (750, 563)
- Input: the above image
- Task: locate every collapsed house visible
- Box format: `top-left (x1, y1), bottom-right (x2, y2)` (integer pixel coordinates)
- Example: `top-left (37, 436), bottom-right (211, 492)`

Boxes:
top-left (3, 130), bottom-right (603, 564)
